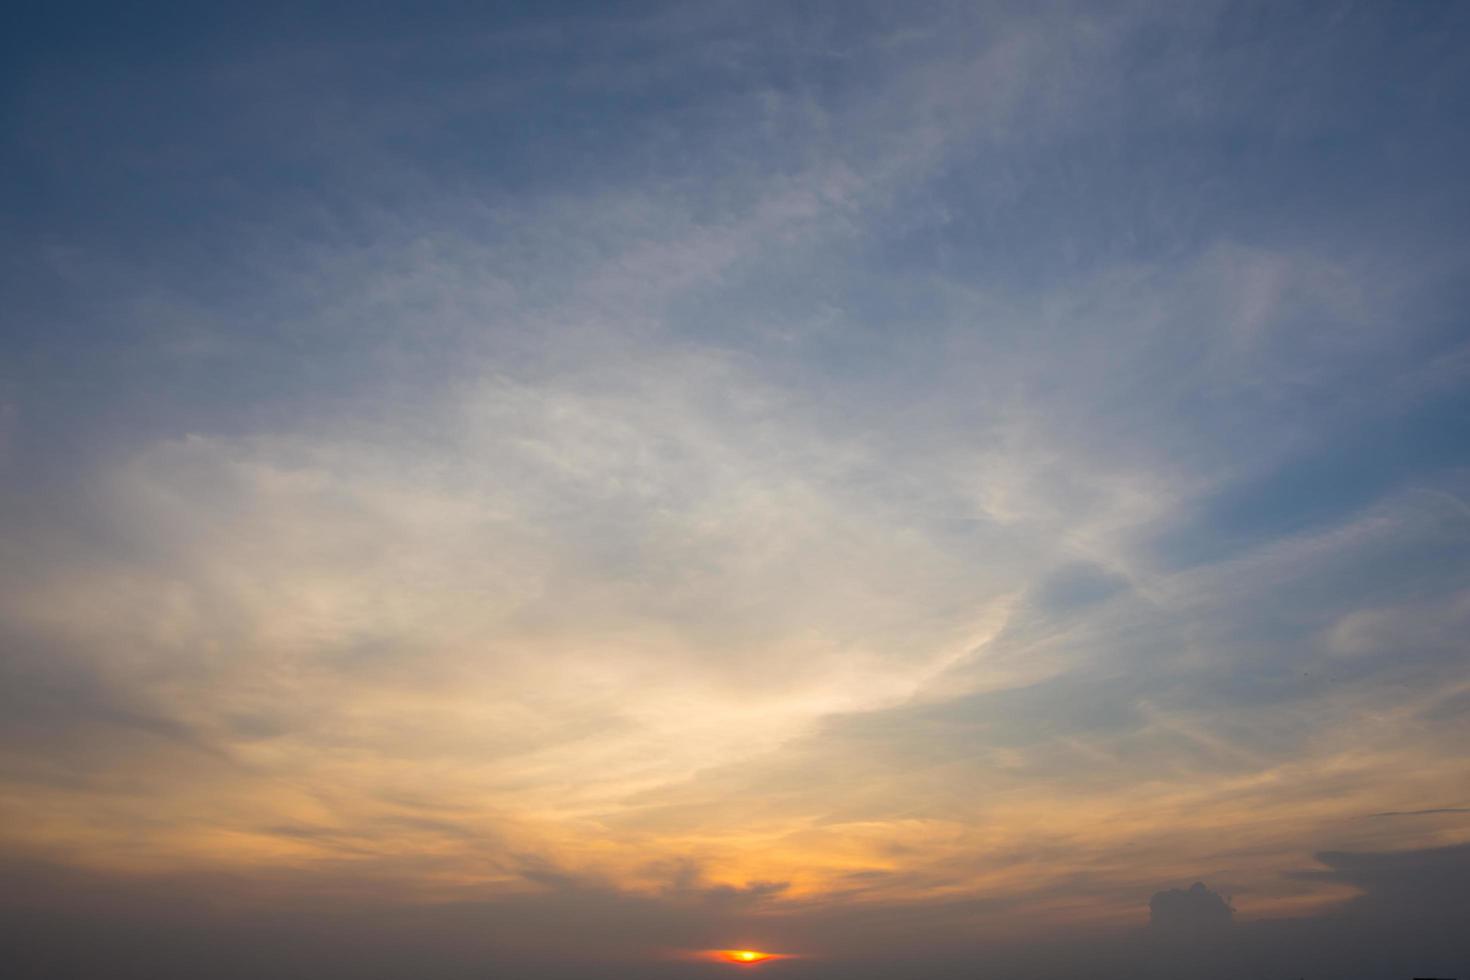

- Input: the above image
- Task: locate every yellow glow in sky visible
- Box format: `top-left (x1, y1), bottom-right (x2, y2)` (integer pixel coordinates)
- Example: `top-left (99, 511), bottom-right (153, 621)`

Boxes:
top-left (712, 949), bottom-right (784, 965)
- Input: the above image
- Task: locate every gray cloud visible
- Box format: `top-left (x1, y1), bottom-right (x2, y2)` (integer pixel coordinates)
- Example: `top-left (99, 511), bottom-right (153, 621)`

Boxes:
top-left (1148, 882), bottom-right (1233, 934)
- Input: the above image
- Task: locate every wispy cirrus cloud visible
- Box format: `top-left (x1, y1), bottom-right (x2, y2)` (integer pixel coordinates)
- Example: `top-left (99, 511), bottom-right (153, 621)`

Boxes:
top-left (2, 3), bottom-right (1469, 975)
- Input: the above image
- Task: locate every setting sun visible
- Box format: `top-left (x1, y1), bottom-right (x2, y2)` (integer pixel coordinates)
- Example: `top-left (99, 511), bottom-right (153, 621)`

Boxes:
top-left (715, 949), bottom-right (780, 965)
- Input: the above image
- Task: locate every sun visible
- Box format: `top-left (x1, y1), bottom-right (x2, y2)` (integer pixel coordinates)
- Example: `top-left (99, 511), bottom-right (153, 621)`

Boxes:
top-left (688, 947), bottom-right (796, 965)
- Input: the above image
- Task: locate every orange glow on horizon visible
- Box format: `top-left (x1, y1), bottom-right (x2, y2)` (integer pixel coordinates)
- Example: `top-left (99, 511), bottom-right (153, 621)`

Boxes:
top-left (705, 949), bottom-right (791, 965)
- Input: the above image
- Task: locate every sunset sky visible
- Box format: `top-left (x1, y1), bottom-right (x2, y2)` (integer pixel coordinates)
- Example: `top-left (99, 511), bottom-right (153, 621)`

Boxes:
top-left (2, 3), bottom-right (1469, 978)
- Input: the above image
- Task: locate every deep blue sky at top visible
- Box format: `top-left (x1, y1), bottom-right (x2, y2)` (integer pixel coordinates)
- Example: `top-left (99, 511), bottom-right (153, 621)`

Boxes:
top-left (7, 2), bottom-right (1468, 573)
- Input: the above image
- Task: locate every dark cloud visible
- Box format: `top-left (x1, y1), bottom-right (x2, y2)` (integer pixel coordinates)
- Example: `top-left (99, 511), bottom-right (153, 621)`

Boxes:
top-left (1303, 842), bottom-right (1470, 924)
top-left (1148, 882), bottom-right (1233, 935)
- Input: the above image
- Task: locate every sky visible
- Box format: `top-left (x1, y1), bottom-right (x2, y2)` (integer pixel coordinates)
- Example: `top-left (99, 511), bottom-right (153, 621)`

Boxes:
top-left (2, 2), bottom-right (1469, 978)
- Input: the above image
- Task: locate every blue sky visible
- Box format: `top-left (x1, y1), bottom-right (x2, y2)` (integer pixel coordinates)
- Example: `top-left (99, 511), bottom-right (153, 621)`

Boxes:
top-left (2, 2), bottom-right (1469, 977)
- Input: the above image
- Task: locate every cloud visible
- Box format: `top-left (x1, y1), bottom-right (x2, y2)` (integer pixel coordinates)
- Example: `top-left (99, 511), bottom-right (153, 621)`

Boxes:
top-left (1303, 843), bottom-right (1470, 924)
top-left (1148, 882), bottom-right (1233, 934)
top-left (1371, 807), bottom-right (1470, 818)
